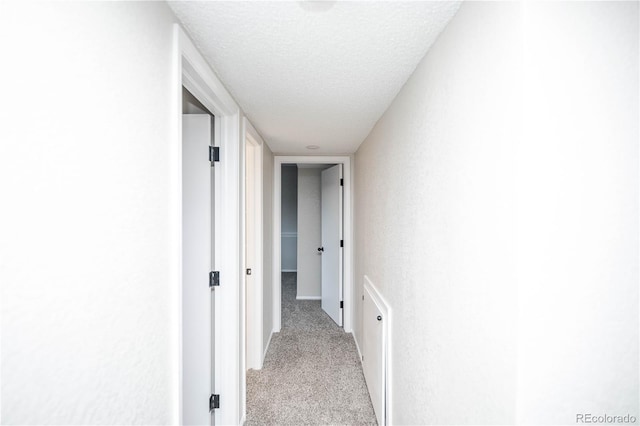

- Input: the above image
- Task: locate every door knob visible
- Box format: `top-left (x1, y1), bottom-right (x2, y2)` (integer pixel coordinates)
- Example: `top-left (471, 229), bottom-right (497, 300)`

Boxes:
top-left (317, 247), bottom-right (324, 252)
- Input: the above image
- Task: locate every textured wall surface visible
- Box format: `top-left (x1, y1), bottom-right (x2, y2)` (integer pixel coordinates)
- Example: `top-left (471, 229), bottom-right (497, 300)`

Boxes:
top-left (296, 168), bottom-right (322, 299)
top-left (516, 2), bottom-right (639, 423)
top-left (168, 1), bottom-right (461, 155)
top-left (355, 3), bottom-right (521, 422)
top-left (0, 2), bottom-right (179, 424)
top-left (262, 146), bottom-right (274, 351)
top-left (354, 1), bottom-right (638, 424)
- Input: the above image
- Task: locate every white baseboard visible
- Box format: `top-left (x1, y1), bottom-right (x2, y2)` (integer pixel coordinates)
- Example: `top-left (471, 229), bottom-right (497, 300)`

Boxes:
top-left (281, 269), bottom-right (297, 273)
top-left (352, 331), bottom-right (363, 361)
top-left (240, 414), bottom-right (246, 426)
top-left (296, 295), bottom-right (321, 300)
top-left (263, 330), bottom-right (274, 361)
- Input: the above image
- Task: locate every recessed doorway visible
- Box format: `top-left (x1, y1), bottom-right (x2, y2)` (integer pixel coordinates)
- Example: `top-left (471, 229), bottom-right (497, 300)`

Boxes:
top-left (272, 156), bottom-right (354, 334)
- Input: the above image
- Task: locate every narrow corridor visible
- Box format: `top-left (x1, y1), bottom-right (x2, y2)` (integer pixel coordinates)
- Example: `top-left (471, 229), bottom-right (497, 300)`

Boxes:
top-left (246, 273), bottom-right (376, 425)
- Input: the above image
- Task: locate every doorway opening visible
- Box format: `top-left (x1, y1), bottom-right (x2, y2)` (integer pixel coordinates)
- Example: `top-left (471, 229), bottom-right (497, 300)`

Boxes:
top-left (280, 163), bottom-right (343, 326)
top-left (273, 156), bottom-right (354, 335)
top-left (175, 24), bottom-right (242, 425)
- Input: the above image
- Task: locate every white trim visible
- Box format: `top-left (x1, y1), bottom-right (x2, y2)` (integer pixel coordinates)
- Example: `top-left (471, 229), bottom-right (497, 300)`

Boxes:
top-left (281, 269), bottom-right (297, 273)
top-left (353, 331), bottom-right (363, 361)
top-left (273, 156), bottom-right (354, 333)
top-left (175, 25), bottom-right (241, 426)
top-left (171, 26), bottom-right (182, 426)
top-left (296, 296), bottom-right (321, 300)
top-left (363, 276), bottom-right (392, 426)
top-left (263, 330), bottom-right (274, 361)
top-left (243, 117), bottom-right (265, 374)
top-left (281, 232), bottom-right (298, 237)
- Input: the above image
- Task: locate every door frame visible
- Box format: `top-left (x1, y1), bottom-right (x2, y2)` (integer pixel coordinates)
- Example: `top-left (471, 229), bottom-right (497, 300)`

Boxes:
top-left (242, 118), bottom-right (265, 371)
top-left (273, 156), bottom-right (354, 333)
top-left (174, 25), bottom-right (241, 426)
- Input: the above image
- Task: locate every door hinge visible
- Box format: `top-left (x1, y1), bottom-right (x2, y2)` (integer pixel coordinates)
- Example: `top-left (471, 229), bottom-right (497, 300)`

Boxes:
top-left (340, 301), bottom-right (344, 309)
top-left (340, 178), bottom-right (343, 186)
top-left (340, 239), bottom-right (343, 248)
top-left (209, 146), bottom-right (220, 166)
top-left (209, 271), bottom-right (220, 287)
top-left (209, 394), bottom-right (220, 411)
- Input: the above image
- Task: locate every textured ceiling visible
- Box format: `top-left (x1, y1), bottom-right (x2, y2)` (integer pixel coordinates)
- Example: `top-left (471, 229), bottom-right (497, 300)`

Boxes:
top-left (169, 1), bottom-right (462, 155)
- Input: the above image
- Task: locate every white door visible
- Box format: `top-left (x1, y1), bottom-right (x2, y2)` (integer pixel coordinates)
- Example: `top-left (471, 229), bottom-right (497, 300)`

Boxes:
top-left (245, 141), bottom-right (256, 369)
top-left (363, 283), bottom-right (385, 425)
top-left (320, 164), bottom-right (343, 326)
top-left (182, 114), bottom-right (215, 426)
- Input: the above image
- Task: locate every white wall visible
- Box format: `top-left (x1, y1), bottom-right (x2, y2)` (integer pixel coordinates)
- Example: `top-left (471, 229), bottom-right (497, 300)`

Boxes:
top-left (355, 3), bottom-right (520, 423)
top-left (296, 168), bottom-right (322, 299)
top-left (281, 165), bottom-right (298, 271)
top-left (354, 1), bottom-right (638, 424)
top-left (262, 146), bottom-right (274, 351)
top-left (517, 2), bottom-right (638, 423)
top-left (0, 2), bottom-right (180, 424)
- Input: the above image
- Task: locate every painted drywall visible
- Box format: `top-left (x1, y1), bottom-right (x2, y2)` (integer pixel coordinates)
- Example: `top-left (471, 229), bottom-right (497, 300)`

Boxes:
top-left (354, 1), bottom-right (638, 424)
top-left (516, 2), bottom-right (638, 423)
top-left (355, 2), bottom-right (521, 424)
top-left (281, 165), bottom-right (298, 271)
top-left (296, 168), bottom-right (322, 299)
top-left (262, 145), bottom-right (274, 351)
top-left (0, 1), bottom-right (179, 424)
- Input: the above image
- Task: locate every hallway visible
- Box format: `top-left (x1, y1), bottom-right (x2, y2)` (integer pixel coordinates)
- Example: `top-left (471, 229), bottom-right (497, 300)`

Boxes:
top-left (2, 2), bottom-right (638, 424)
top-left (246, 273), bottom-right (376, 425)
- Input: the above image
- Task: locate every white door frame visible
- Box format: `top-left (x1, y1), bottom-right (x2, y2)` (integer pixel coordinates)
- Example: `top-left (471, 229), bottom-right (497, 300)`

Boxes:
top-left (173, 25), bottom-right (241, 426)
top-left (273, 156), bottom-right (354, 333)
top-left (241, 119), bottom-right (265, 408)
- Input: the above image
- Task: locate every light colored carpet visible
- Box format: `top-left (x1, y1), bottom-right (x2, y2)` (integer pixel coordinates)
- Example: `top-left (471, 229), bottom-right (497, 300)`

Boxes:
top-left (246, 272), bottom-right (377, 425)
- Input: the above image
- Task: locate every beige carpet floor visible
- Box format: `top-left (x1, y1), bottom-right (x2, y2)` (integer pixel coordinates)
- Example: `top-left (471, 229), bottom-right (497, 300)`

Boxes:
top-left (246, 272), bottom-right (377, 425)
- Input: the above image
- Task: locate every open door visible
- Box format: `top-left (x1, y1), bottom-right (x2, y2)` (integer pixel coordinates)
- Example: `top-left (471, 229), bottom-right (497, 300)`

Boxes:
top-left (320, 164), bottom-right (343, 326)
top-left (182, 114), bottom-right (215, 425)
